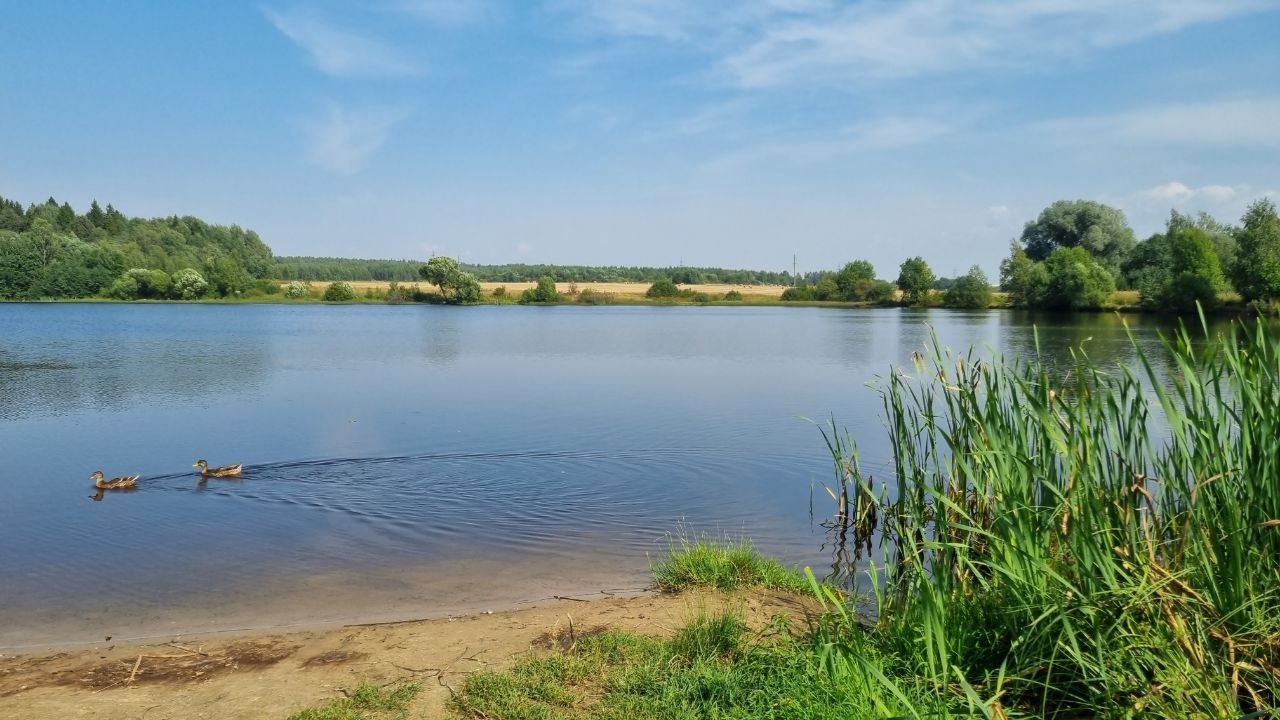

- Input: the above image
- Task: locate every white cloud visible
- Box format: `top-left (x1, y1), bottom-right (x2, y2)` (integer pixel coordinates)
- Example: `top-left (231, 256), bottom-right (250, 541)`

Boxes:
top-left (724, 0), bottom-right (1279, 86)
top-left (1142, 181), bottom-right (1196, 201)
top-left (266, 7), bottom-right (420, 77)
top-left (394, 0), bottom-right (497, 26)
top-left (1040, 98), bottom-right (1280, 147)
top-left (550, 0), bottom-right (1279, 87)
top-left (303, 104), bottom-right (410, 175)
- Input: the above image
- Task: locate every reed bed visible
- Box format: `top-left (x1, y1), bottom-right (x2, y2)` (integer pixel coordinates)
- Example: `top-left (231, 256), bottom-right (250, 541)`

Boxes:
top-left (813, 312), bottom-right (1280, 717)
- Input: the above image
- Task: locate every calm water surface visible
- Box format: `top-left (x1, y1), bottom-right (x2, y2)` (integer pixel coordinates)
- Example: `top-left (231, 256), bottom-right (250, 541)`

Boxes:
top-left (0, 304), bottom-right (1184, 646)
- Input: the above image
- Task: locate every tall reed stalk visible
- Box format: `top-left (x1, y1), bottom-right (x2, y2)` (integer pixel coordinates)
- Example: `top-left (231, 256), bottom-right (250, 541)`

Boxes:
top-left (813, 313), bottom-right (1280, 718)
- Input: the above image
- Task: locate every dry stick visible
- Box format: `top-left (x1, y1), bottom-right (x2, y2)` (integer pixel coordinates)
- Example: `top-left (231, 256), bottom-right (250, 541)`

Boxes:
top-left (164, 642), bottom-right (208, 656)
top-left (128, 655), bottom-right (143, 684)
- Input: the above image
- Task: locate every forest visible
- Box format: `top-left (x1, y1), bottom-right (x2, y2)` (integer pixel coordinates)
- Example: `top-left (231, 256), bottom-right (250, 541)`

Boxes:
top-left (0, 196), bottom-right (273, 300)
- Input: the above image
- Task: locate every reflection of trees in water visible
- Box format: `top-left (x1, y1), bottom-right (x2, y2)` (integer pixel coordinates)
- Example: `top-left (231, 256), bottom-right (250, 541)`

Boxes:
top-left (0, 342), bottom-right (269, 421)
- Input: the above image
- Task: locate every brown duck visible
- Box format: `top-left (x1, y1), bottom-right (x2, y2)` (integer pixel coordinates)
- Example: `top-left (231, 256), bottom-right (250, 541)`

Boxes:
top-left (90, 470), bottom-right (139, 490)
top-left (194, 460), bottom-right (243, 478)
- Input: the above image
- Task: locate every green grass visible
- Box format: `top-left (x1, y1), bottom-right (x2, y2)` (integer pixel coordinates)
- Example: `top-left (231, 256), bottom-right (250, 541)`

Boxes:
top-left (286, 682), bottom-right (420, 720)
top-left (448, 609), bottom-right (936, 720)
top-left (649, 534), bottom-right (808, 593)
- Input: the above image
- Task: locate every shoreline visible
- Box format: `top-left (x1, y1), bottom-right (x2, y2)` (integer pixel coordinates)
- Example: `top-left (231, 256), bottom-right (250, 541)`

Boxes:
top-left (0, 586), bottom-right (814, 719)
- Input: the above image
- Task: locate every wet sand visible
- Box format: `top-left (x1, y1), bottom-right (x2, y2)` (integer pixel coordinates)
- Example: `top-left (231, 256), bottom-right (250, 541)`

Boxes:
top-left (0, 587), bottom-right (815, 719)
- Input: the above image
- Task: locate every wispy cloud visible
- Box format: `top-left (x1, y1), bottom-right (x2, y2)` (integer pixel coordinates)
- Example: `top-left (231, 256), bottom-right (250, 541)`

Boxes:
top-left (303, 104), bottom-right (410, 175)
top-left (393, 0), bottom-right (497, 26)
top-left (724, 0), bottom-right (1279, 87)
top-left (266, 7), bottom-right (420, 77)
top-left (1038, 98), bottom-right (1280, 147)
top-left (550, 0), bottom-right (1279, 87)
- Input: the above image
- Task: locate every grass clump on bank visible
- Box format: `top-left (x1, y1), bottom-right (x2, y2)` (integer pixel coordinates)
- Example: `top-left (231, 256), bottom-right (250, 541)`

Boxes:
top-left (449, 609), bottom-right (921, 720)
top-left (650, 534), bottom-right (808, 593)
top-left (287, 681), bottom-right (420, 720)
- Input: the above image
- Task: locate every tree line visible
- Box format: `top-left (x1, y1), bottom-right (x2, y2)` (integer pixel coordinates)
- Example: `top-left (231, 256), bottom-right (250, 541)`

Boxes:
top-left (0, 195), bottom-right (273, 300)
top-left (777, 198), bottom-right (1280, 312)
top-left (273, 257), bottom-right (796, 285)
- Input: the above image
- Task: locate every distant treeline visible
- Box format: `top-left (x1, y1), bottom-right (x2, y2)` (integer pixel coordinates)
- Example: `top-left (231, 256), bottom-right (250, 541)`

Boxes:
top-left (0, 195), bottom-right (272, 300)
top-left (273, 257), bottom-right (797, 285)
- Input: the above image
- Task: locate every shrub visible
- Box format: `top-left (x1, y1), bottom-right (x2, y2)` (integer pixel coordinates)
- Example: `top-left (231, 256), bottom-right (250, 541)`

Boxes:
top-left (250, 278), bottom-right (279, 295)
top-left (283, 280), bottom-right (310, 298)
top-left (645, 278), bottom-right (679, 298)
top-left (780, 286), bottom-right (815, 301)
top-left (577, 288), bottom-right (612, 305)
top-left (1043, 246), bottom-right (1115, 309)
top-left (723, 290), bottom-right (743, 301)
top-left (690, 291), bottom-right (711, 303)
top-left (491, 285), bottom-right (506, 297)
top-left (942, 266), bottom-right (992, 308)
top-left (866, 280), bottom-right (897, 304)
top-left (519, 276), bottom-right (561, 303)
top-left (171, 268), bottom-right (209, 299)
top-left (106, 273), bottom-right (140, 299)
top-left (322, 280), bottom-right (357, 302)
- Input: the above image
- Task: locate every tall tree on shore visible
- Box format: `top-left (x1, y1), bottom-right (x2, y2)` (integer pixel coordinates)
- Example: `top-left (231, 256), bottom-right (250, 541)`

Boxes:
top-left (1231, 199), bottom-right (1280, 303)
top-left (896, 256), bottom-right (935, 305)
top-left (1021, 200), bottom-right (1135, 277)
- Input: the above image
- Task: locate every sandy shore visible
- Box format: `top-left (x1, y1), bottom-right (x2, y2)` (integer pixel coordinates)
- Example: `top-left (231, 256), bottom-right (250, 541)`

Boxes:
top-left (0, 588), bottom-right (814, 719)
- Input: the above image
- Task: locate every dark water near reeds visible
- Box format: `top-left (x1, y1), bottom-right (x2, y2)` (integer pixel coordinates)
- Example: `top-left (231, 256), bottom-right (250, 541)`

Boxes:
top-left (0, 303), bottom-right (1196, 646)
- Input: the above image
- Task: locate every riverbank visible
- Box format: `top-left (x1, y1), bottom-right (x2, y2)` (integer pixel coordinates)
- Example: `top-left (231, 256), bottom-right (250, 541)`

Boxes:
top-left (0, 585), bottom-right (814, 719)
top-left (5, 281), bottom-right (1265, 315)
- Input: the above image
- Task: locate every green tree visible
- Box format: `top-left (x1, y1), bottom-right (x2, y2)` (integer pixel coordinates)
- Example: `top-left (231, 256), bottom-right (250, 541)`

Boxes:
top-left (1132, 220), bottom-right (1225, 312)
top-left (204, 256), bottom-right (247, 296)
top-left (171, 268), bottom-right (209, 299)
top-left (1042, 246), bottom-right (1115, 310)
top-left (521, 275), bottom-right (562, 303)
top-left (1021, 200), bottom-right (1136, 277)
top-left (323, 280), bottom-right (357, 301)
top-left (87, 200), bottom-right (105, 228)
top-left (419, 255), bottom-right (482, 303)
top-left (1000, 242), bottom-right (1047, 308)
top-left (1231, 199), bottom-right (1280, 303)
top-left (833, 260), bottom-right (876, 300)
top-left (943, 266), bottom-right (992, 309)
top-left (896, 257), bottom-right (935, 305)
top-left (283, 280), bottom-right (310, 298)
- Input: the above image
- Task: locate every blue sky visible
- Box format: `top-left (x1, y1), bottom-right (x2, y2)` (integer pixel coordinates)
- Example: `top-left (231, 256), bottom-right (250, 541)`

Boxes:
top-left (2, 1), bottom-right (1278, 276)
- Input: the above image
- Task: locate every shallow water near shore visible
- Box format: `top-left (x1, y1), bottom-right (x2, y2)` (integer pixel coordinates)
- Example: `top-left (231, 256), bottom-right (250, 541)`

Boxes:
top-left (0, 303), bottom-right (1193, 646)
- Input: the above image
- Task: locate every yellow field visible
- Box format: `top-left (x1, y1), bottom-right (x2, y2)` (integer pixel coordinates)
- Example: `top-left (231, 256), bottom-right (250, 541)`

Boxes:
top-left (293, 280), bottom-right (790, 298)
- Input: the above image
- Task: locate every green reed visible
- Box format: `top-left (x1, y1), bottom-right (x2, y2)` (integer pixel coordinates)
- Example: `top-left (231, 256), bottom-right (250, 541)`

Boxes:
top-left (815, 312), bottom-right (1280, 717)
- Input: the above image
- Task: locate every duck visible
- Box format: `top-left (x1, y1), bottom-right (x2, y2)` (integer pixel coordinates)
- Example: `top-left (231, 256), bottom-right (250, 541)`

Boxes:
top-left (91, 471), bottom-right (139, 490)
top-left (194, 460), bottom-right (243, 478)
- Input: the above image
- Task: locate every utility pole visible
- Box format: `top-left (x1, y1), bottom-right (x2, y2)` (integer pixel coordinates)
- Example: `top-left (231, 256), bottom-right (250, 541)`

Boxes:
top-left (792, 254), bottom-right (797, 285)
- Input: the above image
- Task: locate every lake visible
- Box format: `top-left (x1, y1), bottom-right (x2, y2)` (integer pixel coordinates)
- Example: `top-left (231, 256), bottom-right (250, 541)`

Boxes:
top-left (0, 303), bottom-right (1187, 647)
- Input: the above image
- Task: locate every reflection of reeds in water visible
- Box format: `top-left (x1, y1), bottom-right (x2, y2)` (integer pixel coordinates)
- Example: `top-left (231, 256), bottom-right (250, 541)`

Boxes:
top-left (811, 314), bottom-right (1280, 716)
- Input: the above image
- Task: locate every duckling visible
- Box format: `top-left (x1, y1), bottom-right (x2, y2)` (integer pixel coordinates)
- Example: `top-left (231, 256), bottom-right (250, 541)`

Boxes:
top-left (194, 459), bottom-right (243, 478)
top-left (90, 470), bottom-right (139, 490)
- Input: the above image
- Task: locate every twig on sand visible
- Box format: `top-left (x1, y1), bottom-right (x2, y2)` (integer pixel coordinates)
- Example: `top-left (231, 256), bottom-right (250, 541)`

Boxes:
top-left (553, 595), bottom-right (589, 602)
top-left (128, 655), bottom-right (143, 684)
top-left (163, 642), bottom-right (208, 656)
